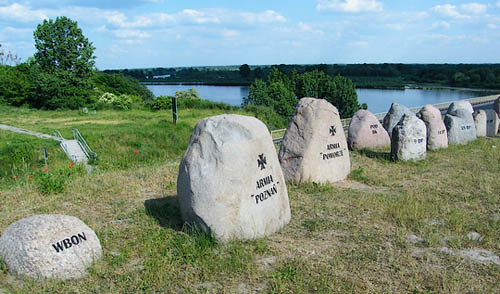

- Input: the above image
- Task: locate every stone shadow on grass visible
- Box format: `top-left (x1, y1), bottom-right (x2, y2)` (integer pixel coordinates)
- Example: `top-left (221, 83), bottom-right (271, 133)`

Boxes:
top-left (144, 195), bottom-right (183, 231)
top-left (356, 148), bottom-right (393, 162)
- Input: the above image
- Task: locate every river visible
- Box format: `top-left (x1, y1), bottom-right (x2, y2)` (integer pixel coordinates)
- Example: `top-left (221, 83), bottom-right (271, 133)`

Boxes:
top-left (146, 84), bottom-right (497, 114)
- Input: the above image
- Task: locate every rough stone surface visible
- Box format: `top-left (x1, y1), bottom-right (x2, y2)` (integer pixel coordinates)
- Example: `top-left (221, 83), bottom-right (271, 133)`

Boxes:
top-left (278, 97), bottom-right (350, 184)
top-left (467, 232), bottom-right (483, 242)
top-left (444, 108), bottom-right (477, 145)
top-left (485, 109), bottom-right (499, 137)
top-left (473, 110), bottom-right (487, 137)
top-left (391, 114), bottom-right (427, 161)
top-left (447, 100), bottom-right (474, 115)
top-left (439, 247), bottom-right (500, 266)
top-left (0, 215), bottom-right (102, 280)
top-left (382, 103), bottom-right (414, 139)
top-left (347, 109), bottom-right (390, 150)
top-left (177, 114), bottom-right (291, 242)
top-left (416, 105), bottom-right (448, 150)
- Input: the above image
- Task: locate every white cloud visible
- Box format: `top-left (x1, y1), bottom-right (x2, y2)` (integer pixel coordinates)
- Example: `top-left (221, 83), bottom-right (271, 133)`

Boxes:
top-left (221, 29), bottom-right (239, 38)
top-left (460, 3), bottom-right (486, 14)
top-left (101, 9), bottom-right (285, 29)
top-left (0, 3), bottom-right (48, 22)
top-left (432, 4), bottom-right (468, 19)
top-left (349, 41), bottom-right (369, 47)
top-left (317, 0), bottom-right (383, 13)
top-left (497, 1), bottom-right (500, 8)
top-left (487, 24), bottom-right (497, 29)
top-left (432, 3), bottom-right (486, 19)
top-left (298, 22), bottom-right (324, 35)
top-left (386, 23), bottom-right (405, 31)
top-left (112, 29), bottom-right (150, 39)
top-left (432, 21), bottom-right (451, 30)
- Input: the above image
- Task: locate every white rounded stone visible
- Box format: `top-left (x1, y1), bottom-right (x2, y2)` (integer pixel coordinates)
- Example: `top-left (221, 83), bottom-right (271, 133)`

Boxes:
top-left (0, 215), bottom-right (102, 280)
top-left (391, 114), bottom-right (427, 161)
top-left (417, 105), bottom-right (448, 150)
top-left (177, 114), bottom-right (291, 242)
top-left (473, 110), bottom-right (487, 137)
top-left (347, 109), bottom-right (390, 150)
top-left (447, 100), bottom-right (474, 115)
top-left (445, 108), bottom-right (477, 145)
top-left (278, 97), bottom-right (350, 184)
top-left (382, 103), bottom-right (414, 140)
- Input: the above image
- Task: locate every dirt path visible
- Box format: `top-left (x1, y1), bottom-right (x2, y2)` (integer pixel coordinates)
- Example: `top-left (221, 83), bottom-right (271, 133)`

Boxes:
top-left (0, 124), bottom-right (61, 141)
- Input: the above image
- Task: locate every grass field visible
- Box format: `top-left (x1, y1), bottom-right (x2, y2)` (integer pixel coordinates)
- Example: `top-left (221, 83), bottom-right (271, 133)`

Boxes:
top-left (0, 105), bottom-right (499, 293)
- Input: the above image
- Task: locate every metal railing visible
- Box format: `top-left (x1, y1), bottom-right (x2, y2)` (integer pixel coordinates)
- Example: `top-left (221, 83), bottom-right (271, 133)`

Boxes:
top-left (72, 128), bottom-right (97, 161)
top-left (270, 94), bottom-right (499, 145)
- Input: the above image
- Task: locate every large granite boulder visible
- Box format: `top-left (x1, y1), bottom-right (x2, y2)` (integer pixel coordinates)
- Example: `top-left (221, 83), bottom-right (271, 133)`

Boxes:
top-left (445, 108), bottom-right (477, 145)
top-left (447, 100), bottom-right (474, 115)
top-left (473, 110), bottom-right (487, 137)
top-left (485, 109), bottom-right (499, 137)
top-left (416, 105), bottom-right (448, 150)
top-left (383, 103), bottom-right (414, 139)
top-left (278, 98), bottom-right (350, 184)
top-left (347, 109), bottom-right (390, 150)
top-left (0, 215), bottom-right (102, 280)
top-left (177, 114), bottom-right (291, 242)
top-left (391, 114), bottom-right (427, 161)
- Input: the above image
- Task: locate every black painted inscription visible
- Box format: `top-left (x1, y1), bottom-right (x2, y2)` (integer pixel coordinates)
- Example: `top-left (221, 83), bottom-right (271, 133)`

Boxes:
top-left (370, 124), bottom-right (378, 129)
top-left (438, 130), bottom-right (446, 135)
top-left (252, 175), bottom-right (278, 204)
top-left (52, 232), bottom-right (87, 253)
top-left (488, 119), bottom-right (494, 124)
top-left (327, 143), bottom-right (340, 150)
top-left (372, 130), bottom-right (378, 134)
top-left (413, 138), bottom-right (424, 144)
top-left (460, 125), bottom-right (472, 131)
top-left (321, 150), bottom-right (344, 160)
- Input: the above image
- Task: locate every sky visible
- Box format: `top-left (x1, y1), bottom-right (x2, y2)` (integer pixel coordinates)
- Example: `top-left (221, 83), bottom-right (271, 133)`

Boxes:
top-left (1, 0), bottom-right (500, 69)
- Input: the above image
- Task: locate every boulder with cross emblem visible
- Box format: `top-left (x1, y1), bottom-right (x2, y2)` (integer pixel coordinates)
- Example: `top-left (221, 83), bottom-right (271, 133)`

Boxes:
top-left (278, 97), bottom-right (350, 184)
top-left (177, 114), bottom-right (291, 242)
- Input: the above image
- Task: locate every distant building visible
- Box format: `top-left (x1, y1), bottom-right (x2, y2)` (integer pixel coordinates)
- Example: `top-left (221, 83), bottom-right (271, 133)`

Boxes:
top-left (153, 74), bottom-right (171, 79)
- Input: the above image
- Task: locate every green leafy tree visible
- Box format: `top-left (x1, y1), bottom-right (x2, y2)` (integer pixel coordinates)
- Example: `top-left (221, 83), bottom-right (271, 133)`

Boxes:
top-left (30, 16), bottom-right (96, 109)
top-left (239, 64), bottom-right (251, 78)
top-left (246, 68), bottom-right (360, 119)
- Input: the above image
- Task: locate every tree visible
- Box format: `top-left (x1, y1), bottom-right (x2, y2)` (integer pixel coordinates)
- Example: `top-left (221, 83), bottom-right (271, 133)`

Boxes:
top-left (239, 64), bottom-right (251, 78)
top-left (31, 16), bottom-right (95, 109)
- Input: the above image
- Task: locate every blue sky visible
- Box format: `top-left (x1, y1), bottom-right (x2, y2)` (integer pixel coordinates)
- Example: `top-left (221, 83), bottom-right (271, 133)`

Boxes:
top-left (1, 0), bottom-right (499, 69)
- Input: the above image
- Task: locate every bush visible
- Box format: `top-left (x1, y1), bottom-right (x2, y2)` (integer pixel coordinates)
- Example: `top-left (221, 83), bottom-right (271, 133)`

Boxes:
top-left (37, 172), bottom-right (65, 195)
top-left (97, 92), bottom-right (133, 110)
top-left (149, 96), bottom-right (172, 111)
top-left (92, 72), bottom-right (154, 102)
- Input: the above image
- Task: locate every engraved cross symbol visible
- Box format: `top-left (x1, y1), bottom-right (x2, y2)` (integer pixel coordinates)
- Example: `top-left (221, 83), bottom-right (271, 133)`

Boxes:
top-left (257, 153), bottom-right (267, 170)
top-left (329, 126), bottom-right (336, 136)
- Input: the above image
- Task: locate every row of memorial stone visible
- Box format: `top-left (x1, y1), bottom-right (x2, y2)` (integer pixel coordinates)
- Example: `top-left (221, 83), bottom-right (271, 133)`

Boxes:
top-left (1, 97), bottom-right (498, 281)
top-left (349, 99), bottom-right (500, 161)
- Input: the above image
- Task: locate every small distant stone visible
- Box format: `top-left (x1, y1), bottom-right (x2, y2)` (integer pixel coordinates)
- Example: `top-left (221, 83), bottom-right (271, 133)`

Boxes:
top-left (382, 103), bottom-right (414, 139)
top-left (467, 232), bottom-right (483, 242)
top-left (445, 108), bottom-right (477, 145)
top-left (0, 214), bottom-right (102, 280)
top-left (417, 104), bottom-right (448, 150)
top-left (407, 234), bottom-right (424, 245)
top-left (473, 110), bottom-right (487, 137)
top-left (447, 100), bottom-right (474, 115)
top-left (485, 109), bottom-right (499, 137)
top-left (440, 247), bottom-right (500, 266)
top-left (391, 114), bottom-right (427, 161)
top-left (347, 109), bottom-right (390, 150)
top-left (82, 107), bottom-right (89, 113)
top-left (426, 218), bottom-right (445, 226)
